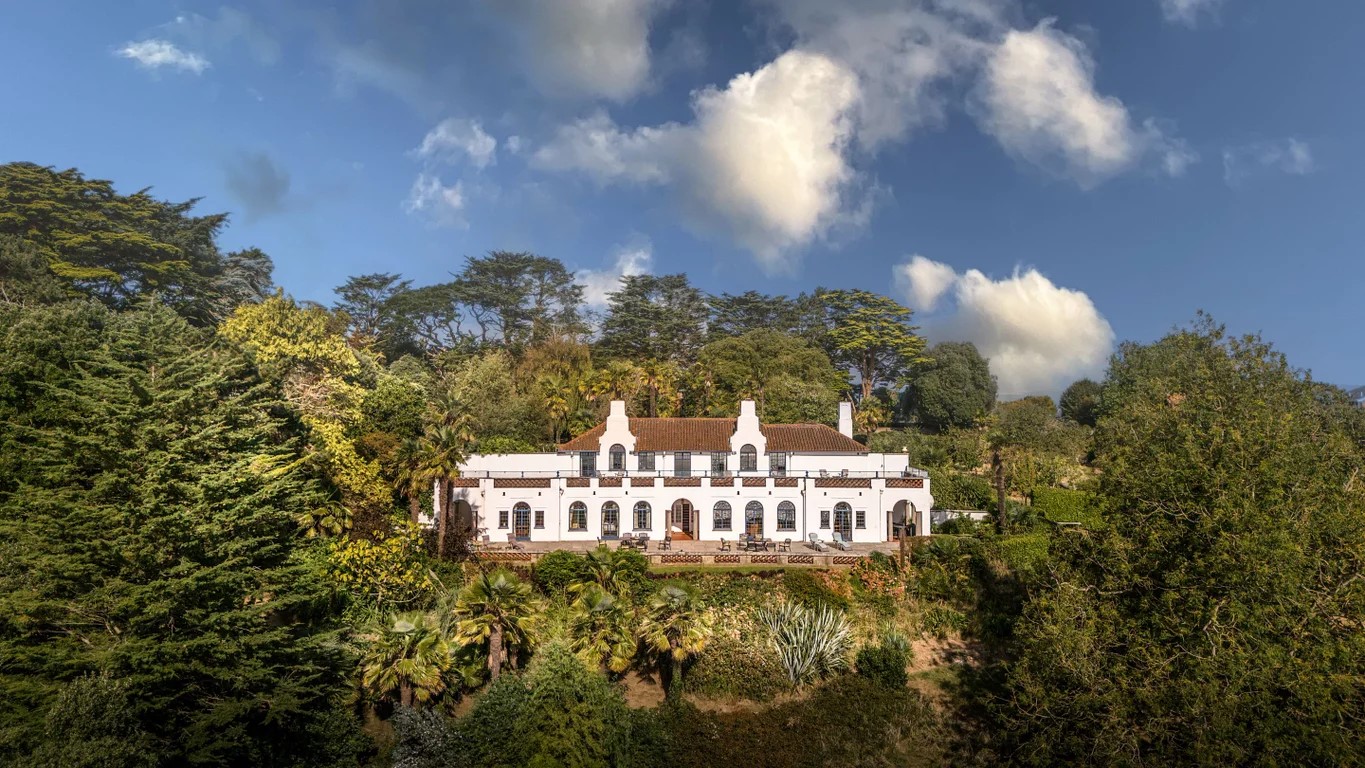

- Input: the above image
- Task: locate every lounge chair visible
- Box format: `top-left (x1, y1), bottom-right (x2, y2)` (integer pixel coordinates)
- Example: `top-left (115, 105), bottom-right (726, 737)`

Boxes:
top-left (506, 533), bottom-right (524, 551)
top-left (831, 531), bottom-right (851, 551)
top-left (808, 533), bottom-right (828, 552)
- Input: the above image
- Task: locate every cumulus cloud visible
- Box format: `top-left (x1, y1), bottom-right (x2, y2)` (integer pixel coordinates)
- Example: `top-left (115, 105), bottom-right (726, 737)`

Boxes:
top-left (414, 118), bottom-right (498, 168)
top-left (116, 39), bottom-right (210, 74)
top-left (895, 256), bottom-right (1114, 397)
top-left (1159, 0), bottom-right (1224, 26)
top-left (536, 49), bottom-right (862, 273)
top-left (224, 152), bottom-right (292, 221)
top-left (577, 245), bottom-right (654, 308)
top-left (1222, 138), bottom-right (1315, 186)
top-left (404, 173), bottom-right (465, 227)
top-left (894, 254), bottom-right (960, 312)
top-left (496, 0), bottom-right (667, 101)
top-left (975, 22), bottom-right (1194, 187)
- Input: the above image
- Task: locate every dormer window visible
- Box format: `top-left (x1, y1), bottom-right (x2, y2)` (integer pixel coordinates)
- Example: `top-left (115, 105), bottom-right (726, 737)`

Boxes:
top-left (740, 444), bottom-right (757, 472)
top-left (609, 444), bottom-right (626, 472)
top-left (579, 451), bottom-right (597, 477)
top-left (637, 451), bottom-right (655, 472)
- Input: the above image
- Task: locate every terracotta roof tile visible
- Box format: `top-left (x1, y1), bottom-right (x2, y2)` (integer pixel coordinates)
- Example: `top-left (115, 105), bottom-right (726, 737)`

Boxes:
top-left (761, 424), bottom-right (865, 453)
top-left (559, 417), bottom-right (866, 454)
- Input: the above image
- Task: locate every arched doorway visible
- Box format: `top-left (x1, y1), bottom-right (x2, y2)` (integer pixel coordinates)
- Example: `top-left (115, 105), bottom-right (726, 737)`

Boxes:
top-left (833, 502), bottom-right (853, 539)
top-left (453, 500), bottom-right (475, 539)
top-left (889, 500), bottom-right (911, 540)
top-left (601, 502), bottom-right (620, 539)
top-left (669, 499), bottom-right (695, 540)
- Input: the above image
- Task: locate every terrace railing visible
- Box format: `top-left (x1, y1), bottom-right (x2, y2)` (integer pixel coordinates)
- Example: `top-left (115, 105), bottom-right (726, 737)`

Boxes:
top-left (457, 467), bottom-right (930, 480)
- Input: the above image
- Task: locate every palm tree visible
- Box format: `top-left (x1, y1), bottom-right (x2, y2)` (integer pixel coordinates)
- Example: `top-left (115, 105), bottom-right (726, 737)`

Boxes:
top-left (538, 372), bottom-right (572, 443)
top-left (571, 546), bottom-right (641, 599)
top-left (419, 421), bottom-right (471, 558)
top-left (638, 582), bottom-right (713, 697)
top-left (359, 611), bottom-right (454, 708)
top-left (393, 437), bottom-right (431, 527)
top-left (453, 569), bottom-right (542, 681)
top-left (567, 585), bottom-right (636, 674)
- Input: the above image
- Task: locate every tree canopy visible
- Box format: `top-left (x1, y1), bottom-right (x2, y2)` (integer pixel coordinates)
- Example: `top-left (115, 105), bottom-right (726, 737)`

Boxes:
top-left (820, 289), bottom-right (927, 401)
top-left (902, 341), bottom-right (997, 430)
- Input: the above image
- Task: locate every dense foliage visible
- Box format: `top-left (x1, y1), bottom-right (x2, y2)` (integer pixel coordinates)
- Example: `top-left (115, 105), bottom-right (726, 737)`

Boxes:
top-left (902, 341), bottom-right (998, 430)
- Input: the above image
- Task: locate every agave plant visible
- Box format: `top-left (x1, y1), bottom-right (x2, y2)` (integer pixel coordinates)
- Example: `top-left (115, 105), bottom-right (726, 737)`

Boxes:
top-left (756, 600), bottom-right (853, 687)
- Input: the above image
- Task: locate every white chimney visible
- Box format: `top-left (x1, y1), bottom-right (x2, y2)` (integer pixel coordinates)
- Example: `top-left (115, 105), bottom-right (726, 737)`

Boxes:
top-left (609, 400), bottom-right (627, 419)
top-left (739, 399), bottom-right (757, 419)
top-left (838, 401), bottom-right (853, 438)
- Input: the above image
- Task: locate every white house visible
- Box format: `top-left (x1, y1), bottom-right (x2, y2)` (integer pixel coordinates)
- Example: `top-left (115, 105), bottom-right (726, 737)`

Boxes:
top-left (439, 400), bottom-right (933, 546)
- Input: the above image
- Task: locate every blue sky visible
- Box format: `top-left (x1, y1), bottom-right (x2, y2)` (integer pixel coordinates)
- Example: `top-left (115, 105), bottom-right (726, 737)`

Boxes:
top-left (3, 0), bottom-right (1362, 396)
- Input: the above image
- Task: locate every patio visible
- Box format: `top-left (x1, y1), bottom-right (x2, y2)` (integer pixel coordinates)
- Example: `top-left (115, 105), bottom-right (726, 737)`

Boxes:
top-left (471, 535), bottom-right (914, 567)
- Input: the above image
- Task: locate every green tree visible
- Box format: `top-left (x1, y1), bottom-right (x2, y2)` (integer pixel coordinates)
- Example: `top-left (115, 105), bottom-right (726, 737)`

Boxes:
top-left (1002, 318), bottom-right (1365, 765)
top-left (638, 583), bottom-right (713, 697)
top-left (902, 341), bottom-right (997, 430)
top-left (1058, 377), bottom-right (1103, 426)
top-left (597, 274), bottom-right (708, 366)
top-left (333, 271), bottom-right (411, 348)
top-left (419, 423), bottom-right (472, 559)
top-left (454, 570), bottom-right (543, 681)
top-left (820, 289), bottom-right (927, 401)
top-left (513, 643), bottom-right (631, 768)
top-left (567, 585), bottom-right (638, 674)
top-left (696, 329), bottom-right (844, 415)
top-left (0, 162), bottom-right (273, 322)
top-left (0, 302), bottom-right (350, 765)
top-left (572, 546), bottom-right (649, 599)
top-left (456, 251), bottom-right (585, 346)
top-left (359, 611), bottom-right (455, 709)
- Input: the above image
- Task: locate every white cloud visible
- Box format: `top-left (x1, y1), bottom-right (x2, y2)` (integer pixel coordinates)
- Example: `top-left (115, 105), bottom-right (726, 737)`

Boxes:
top-left (974, 21), bottom-right (1193, 187)
top-left (1159, 0), bottom-right (1223, 26)
top-left (414, 118), bottom-right (498, 168)
top-left (895, 256), bottom-right (1114, 397)
top-left (404, 173), bottom-right (465, 227)
top-left (1222, 138), bottom-right (1315, 186)
top-left (894, 254), bottom-right (958, 312)
top-left (116, 39), bottom-right (210, 74)
top-left (535, 49), bottom-right (862, 273)
top-left (577, 245), bottom-right (654, 308)
top-left (496, 0), bottom-right (668, 101)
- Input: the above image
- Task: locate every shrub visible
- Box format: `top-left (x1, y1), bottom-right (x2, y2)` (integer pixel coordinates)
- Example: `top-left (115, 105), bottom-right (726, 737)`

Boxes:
top-left (985, 533), bottom-right (1051, 577)
top-left (532, 550), bottom-right (589, 596)
top-left (856, 644), bottom-right (911, 689)
top-left (928, 469), bottom-right (994, 511)
top-left (756, 601), bottom-right (853, 686)
top-left (682, 625), bottom-right (787, 702)
top-left (935, 514), bottom-right (985, 535)
top-left (918, 604), bottom-right (968, 639)
top-left (782, 569), bottom-right (851, 609)
top-left (1030, 487), bottom-right (1104, 529)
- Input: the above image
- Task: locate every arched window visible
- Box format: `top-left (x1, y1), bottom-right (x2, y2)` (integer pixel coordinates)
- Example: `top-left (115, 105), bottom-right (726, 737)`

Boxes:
top-left (713, 501), bottom-right (732, 531)
top-left (634, 501), bottom-right (652, 531)
top-left (745, 501), bottom-right (764, 535)
top-left (601, 502), bottom-right (620, 538)
top-left (777, 501), bottom-right (796, 531)
top-left (740, 444), bottom-right (757, 472)
top-left (833, 502), bottom-right (852, 538)
top-left (569, 501), bottom-right (587, 531)
top-left (609, 444), bottom-right (626, 472)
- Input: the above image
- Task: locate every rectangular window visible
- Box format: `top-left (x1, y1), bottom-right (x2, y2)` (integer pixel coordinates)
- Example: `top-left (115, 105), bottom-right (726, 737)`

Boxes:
top-left (535, 510), bottom-right (545, 529)
top-left (674, 452), bottom-right (691, 477)
top-left (499, 510), bottom-right (509, 529)
top-left (855, 510), bottom-right (866, 529)
top-left (638, 451), bottom-right (655, 472)
top-left (569, 507), bottom-right (586, 530)
top-left (820, 510), bottom-right (830, 529)
top-left (711, 453), bottom-right (726, 476)
top-left (579, 452), bottom-right (597, 477)
top-left (768, 452), bottom-right (787, 476)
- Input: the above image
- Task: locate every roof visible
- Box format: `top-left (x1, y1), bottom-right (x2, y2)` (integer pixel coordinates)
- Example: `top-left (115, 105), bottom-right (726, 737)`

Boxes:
top-left (558, 418), bottom-right (865, 454)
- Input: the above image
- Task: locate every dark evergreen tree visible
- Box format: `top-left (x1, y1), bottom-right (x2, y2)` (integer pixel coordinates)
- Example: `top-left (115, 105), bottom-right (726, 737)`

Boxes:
top-left (0, 301), bottom-right (355, 766)
top-left (901, 341), bottom-right (997, 430)
top-left (1058, 377), bottom-right (1103, 426)
top-left (597, 273), bottom-right (707, 366)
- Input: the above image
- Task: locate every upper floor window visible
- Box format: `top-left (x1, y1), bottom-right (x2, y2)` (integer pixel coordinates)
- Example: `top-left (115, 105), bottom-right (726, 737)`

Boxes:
top-left (740, 444), bottom-right (757, 472)
top-left (609, 444), bottom-right (626, 472)
top-left (768, 452), bottom-right (787, 476)
top-left (711, 452), bottom-right (727, 476)
top-left (579, 451), bottom-right (597, 477)
top-left (674, 452), bottom-right (691, 477)
top-left (638, 451), bottom-right (655, 472)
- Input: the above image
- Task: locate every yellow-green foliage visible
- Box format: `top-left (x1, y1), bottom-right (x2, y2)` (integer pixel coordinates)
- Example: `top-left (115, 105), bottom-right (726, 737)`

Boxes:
top-left (306, 419), bottom-right (391, 512)
top-left (220, 293), bottom-right (358, 379)
top-left (328, 524), bottom-right (435, 609)
top-left (1030, 487), bottom-right (1103, 528)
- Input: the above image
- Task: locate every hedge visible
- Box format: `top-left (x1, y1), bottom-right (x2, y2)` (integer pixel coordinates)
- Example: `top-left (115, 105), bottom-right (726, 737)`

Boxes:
top-left (927, 469), bottom-right (994, 511)
top-left (1030, 487), bottom-right (1105, 529)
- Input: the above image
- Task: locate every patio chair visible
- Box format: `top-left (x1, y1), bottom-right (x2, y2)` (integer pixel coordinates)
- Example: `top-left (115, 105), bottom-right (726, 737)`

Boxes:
top-left (660, 535), bottom-right (672, 551)
top-left (620, 533), bottom-right (635, 550)
top-left (831, 531), bottom-right (851, 551)
top-left (719, 537), bottom-right (730, 552)
top-left (779, 538), bottom-right (791, 552)
top-left (506, 533), bottom-right (524, 551)
top-left (808, 533), bottom-right (828, 552)
top-left (638, 533), bottom-right (650, 551)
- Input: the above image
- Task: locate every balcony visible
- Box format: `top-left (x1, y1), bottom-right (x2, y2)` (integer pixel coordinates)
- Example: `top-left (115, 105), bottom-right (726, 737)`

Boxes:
top-left (461, 468), bottom-right (930, 481)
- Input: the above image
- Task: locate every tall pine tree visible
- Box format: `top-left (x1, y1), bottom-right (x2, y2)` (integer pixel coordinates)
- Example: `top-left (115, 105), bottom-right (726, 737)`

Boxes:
top-left (0, 301), bottom-right (354, 766)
